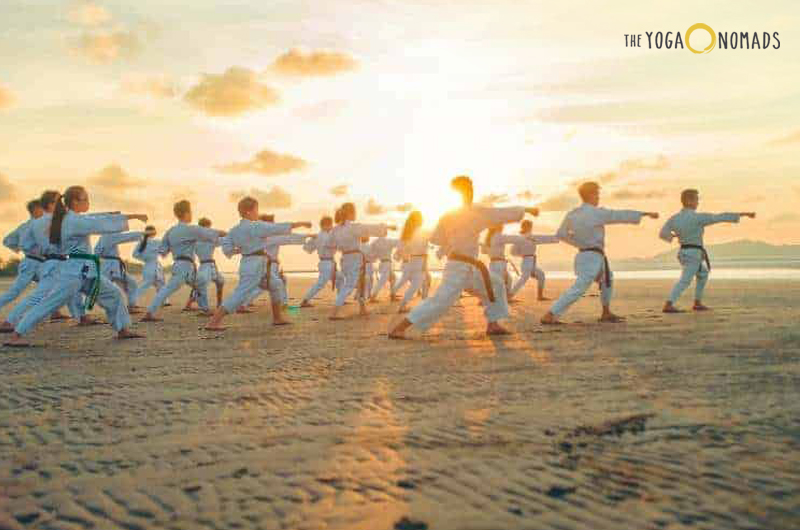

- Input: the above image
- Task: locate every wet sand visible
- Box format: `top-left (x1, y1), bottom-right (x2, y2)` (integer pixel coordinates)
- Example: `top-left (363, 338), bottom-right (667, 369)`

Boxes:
top-left (1, 277), bottom-right (799, 530)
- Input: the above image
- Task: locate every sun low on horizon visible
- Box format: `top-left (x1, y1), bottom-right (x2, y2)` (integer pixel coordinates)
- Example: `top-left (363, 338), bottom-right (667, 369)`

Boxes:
top-left (1, 0), bottom-right (799, 270)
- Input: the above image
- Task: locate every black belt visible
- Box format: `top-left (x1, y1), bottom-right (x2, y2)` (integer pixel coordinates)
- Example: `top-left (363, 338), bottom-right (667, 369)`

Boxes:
top-left (243, 250), bottom-right (266, 257)
top-left (580, 247), bottom-right (611, 287)
top-left (200, 259), bottom-right (216, 265)
top-left (259, 257), bottom-right (280, 291)
top-left (448, 253), bottom-right (494, 302)
top-left (680, 244), bottom-right (711, 271)
top-left (25, 255), bottom-right (45, 263)
top-left (45, 254), bottom-right (67, 261)
top-left (490, 257), bottom-right (506, 262)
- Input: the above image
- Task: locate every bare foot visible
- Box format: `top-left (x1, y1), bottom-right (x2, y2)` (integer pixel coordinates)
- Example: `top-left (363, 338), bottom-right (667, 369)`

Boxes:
top-left (388, 330), bottom-right (407, 339)
top-left (127, 306), bottom-right (144, 314)
top-left (49, 313), bottom-right (70, 321)
top-left (540, 312), bottom-right (563, 325)
top-left (0, 322), bottom-right (14, 333)
top-left (140, 314), bottom-right (163, 322)
top-left (195, 311), bottom-right (214, 317)
top-left (204, 325), bottom-right (227, 331)
top-left (662, 302), bottom-right (684, 314)
top-left (236, 307), bottom-right (254, 314)
top-left (4, 333), bottom-right (31, 347)
top-left (77, 317), bottom-right (105, 327)
top-left (300, 301), bottom-right (313, 308)
top-left (182, 307), bottom-right (198, 313)
top-left (273, 320), bottom-right (291, 326)
top-left (117, 329), bottom-right (144, 340)
top-left (398, 307), bottom-right (410, 314)
top-left (693, 303), bottom-right (711, 312)
top-left (599, 313), bottom-right (626, 323)
top-left (486, 323), bottom-right (512, 335)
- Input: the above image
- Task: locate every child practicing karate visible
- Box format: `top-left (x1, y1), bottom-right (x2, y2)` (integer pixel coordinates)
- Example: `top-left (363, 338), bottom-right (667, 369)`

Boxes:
top-left (4, 186), bottom-right (148, 347)
top-left (94, 228), bottom-right (146, 312)
top-left (204, 196), bottom-right (310, 330)
top-left (540, 181), bottom-right (659, 325)
top-left (192, 218), bottom-right (225, 309)
top-left (299, 216), bottom-right (339, 307)
top-left (141, 200), bottom-right (225, 322)
top-left (131, 226), bottom-right (169, 308)
top-left (394, 211), bottom-right (431, 314)
top-left (368, 234), bottom-right (399, 302)
top-left (659, 189), bottom-right (755, 313)
top-left (389, 175), bottom-right (540, 339)
top-left (507, 220), bottom-right (560, 301)
top-left (0, 199), bottom-right (44, 314)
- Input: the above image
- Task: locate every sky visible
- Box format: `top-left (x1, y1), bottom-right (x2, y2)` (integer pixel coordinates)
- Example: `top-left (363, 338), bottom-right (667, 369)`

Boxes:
top-left (1, 0), bottom-right (798, 270)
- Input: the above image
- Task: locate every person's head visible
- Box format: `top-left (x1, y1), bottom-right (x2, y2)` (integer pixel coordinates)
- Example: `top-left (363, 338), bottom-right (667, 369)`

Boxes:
top-left (484, 225), bottom-right (502, 247)
top-left (237, 196), bottom-right (258, 219)
top-left (341, 202), bottom-right (356, 222)
top-left (50, 185), bottom-right (88, 244)
top-left (139, 225), bottom-right (157, 252)
top-left (145, 225), bottom-right (157, 235)
top-left (198, 217), bottom-right (211, 228)
top-left (520, 219), bottom-right (532, 234)
top-left (334, 208), bottom-right (345, 225)
top-left (320, 216), bottom-right (333, 231)
top-left (578, 181), bottom-right (600, 206)
top-left (451, 175), bottom-right (474, 205)
top-left (401, 210), bottom-right (423, 241)
top-left (39, 190), bottom-right (61, 213)
top-left (27, 199), bottom-right (43, 219)
top-left (173, 199), bottom-right (192, 222)
top-left (259, 213), bottom-right (275, 223)
top-left (681, 188), bottom-right (699, 210)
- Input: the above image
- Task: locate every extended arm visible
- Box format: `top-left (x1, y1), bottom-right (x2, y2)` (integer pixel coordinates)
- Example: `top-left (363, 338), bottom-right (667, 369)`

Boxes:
top-left (2, 223), bottom-right (24, 253)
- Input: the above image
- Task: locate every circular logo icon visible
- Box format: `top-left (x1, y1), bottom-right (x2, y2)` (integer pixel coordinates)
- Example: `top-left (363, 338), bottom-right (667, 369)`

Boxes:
top-left (686, 23), bottom-right (716, 54)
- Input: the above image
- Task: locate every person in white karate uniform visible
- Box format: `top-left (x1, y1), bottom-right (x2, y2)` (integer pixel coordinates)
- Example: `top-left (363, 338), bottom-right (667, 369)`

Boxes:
top-left (660, 189), bottom-right (755, 313)
top-left (389, 175), bottom-right (540, 339)
top-left (368, 235), bottom-right (399, 302)
top-left (508, 220), bottom-right (560, 301)
top-left (481, 226), bottom-right (528, 296)
top-left (141, 200), bottom-right (225, 322)
top-left (395, 211), bottom-right (432, 314)
top-left (204, 196), bottom-right (310, 330)
top-left (190, 218), bottom-right (226, 310)
top-left (4, 186), bottom-right (148, 347)
top-left (131, 226), bottom-right (168, 308)
top-left (0, 199), bottom-right (45, 313)
top-left (300, 216), bottom-right (339, 307)
top-left (0, 191), bottom-right (87, 333)
top-left (330, 203), bottom-right (395, 320)
top-left (94, 229), bottom-right (145, 311)
top-left (540, 182), bottom-right (659, 325)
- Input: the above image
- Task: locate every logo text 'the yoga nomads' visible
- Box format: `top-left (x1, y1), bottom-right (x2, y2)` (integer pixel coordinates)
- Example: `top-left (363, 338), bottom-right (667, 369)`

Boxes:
top-left (625, 24), bottom-right (780, 53)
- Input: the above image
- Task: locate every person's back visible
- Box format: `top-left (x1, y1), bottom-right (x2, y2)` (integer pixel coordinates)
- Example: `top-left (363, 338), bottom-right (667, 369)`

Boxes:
top-left (432, 205), bottom-right (524, 258)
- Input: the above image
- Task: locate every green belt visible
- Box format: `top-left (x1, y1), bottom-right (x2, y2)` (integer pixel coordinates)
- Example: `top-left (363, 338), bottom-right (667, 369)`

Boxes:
top-left (69, 253), bottom-right (101, 310)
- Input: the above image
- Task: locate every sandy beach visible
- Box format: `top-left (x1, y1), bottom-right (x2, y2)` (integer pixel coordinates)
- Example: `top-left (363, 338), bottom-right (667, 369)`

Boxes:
top-left (1, 276), bottom-right (799, 530)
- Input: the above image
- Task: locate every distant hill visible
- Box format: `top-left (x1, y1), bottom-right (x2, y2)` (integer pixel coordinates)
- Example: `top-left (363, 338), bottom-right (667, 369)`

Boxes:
top-left (616, 240), bottom-right (800, 270)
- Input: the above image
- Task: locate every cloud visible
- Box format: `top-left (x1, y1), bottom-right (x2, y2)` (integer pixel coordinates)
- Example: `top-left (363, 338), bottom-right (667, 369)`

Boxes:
top-left (365, 198), bottom-right (386, 216)
top-left (768, 213), bottom-right (800, 224)
top-left (184, 67), bottom-right (279, 117)
top-left (73, 27), bottom-right (145, 64)
top-left (768, 131), bottom-right (800, 146)
top-left (120, 75), bottom-right (178, 99)
top-left (229, 186), bottom-right (292, 210)
top-left (537, 190), bottom-right (579, 212)
top-left (516, 190), bottom-right (540, 201)
top-left (87, 164), bottom-right (147, 189)
top-left (609, 189), bottom-right (669, 200)
top-left (0, 83), bottom-right (15, 110)
top-left (478, 193), bottom-right (510, 206)
top-left (570, 155), bottom-right (670, 186)
top-left (68, 1), bottom-right (112, 27)
top-left (216, 148), bottom-right (307, 176)
top-left (0, 172), bottom-right (18, 204)
top-left (329, 184), bottom-right (349, 197)
top-left (271, 49), bottom-right (357, 77)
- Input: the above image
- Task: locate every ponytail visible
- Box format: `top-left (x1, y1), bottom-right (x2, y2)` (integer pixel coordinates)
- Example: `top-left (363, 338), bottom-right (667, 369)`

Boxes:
top-left (50, 186), bottom-right (86, 246)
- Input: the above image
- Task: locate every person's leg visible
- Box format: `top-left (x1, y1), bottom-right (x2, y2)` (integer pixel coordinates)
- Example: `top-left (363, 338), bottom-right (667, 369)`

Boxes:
top-left (124, 274), bottom-right (140, 308)
top-left (0, 261), bottom-right (38, 311)
top-left (664, 253), bottom-right (701, 312)
top-left (398, 270), bottom-right (424, 313)
top-left (390, 263), bottom-right (467, 337)
top-left (301, 262), bottom-right (332, 306)
top-left (421, 272), bottom-right (431, 299)
top-left (131, 269), bottom-right (155, 307)
top-left (371, 262), bottom-right (390, 300)
top-left (206, 273), bottom-right (261, 330)
top-left (331, 257), bottom-right (360, 319)
top-left (215, 271), bottom-right (225, 308)
top-left (542, 253), bottom-right (600, 324)
top-left (509, 258), bottom-right (533, 298)
top-left (143, 271), bottom-right (186, 320)
top-left (193, 266), bottom-right (212, 314)
top-left (466, 269), bottom-right (511, 334)
top-left (598, 270), bottom-right (623, 322)
top-left (693, 263), bottom-right (711, 310)
top-left (533, 267), bottom-right (548, 300)
top-left (5, 276), bottom-right (83, 345)
top-left (268, 275), bottom-right (290, 324)
top-left (94, 277), bottom-right (141, 338)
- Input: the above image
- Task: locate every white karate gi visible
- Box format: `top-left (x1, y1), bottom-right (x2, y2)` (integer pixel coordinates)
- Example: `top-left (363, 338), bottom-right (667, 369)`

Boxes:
top-left (131, 237), bottom-right (166, 306)
top-left (332, 221), bottom-right (389, 306)
top-left (94, 231), bottom-right (143, 304)
top-left (219, 219), bottom-right (293, 313)
top-left (482, 233), bottom-right (531, 294)
top-left (195, 239), bottom-right (225, 309)
top-left (15, 212), bottom-right (133, 335)
top-left (0, 218), bottom-right (43, 311)
top-left (660, 209), bottom-right (741, 303)
top-left (5, 213), bottom-right (84, 325)
top-left (549, 203), bottom-right (645, 317)
top-left (301, 229), bottom-right (339, 302)
top-left (258, 234), bottom-right (308, 305)
top-left (396, 233), bottom-right (431, 309)
top-left (369, 237), bottom-right (399, 299)
top-left (508, 234), bottom-right (560, 297)
top-left (146, 222), bottom-right (220, 314)
top-left (406, 205), bottom-right (525, 331)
